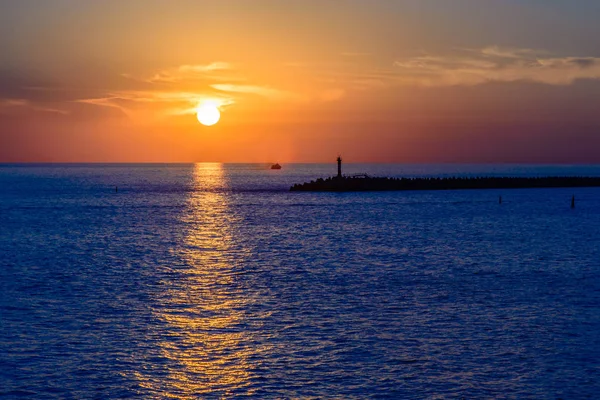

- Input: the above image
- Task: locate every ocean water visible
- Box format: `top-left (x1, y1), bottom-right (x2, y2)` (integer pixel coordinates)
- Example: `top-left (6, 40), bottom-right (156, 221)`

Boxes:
top-left (1, 163), bottom-right (599, 399)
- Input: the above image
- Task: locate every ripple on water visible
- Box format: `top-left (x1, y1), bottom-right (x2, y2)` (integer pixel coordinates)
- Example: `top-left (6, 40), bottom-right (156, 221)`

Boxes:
top-left (1, 164), bottom-right (600, 398)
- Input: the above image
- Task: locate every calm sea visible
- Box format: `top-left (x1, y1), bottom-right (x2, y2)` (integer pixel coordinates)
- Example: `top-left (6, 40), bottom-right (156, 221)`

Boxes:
top-left (1, 163), bottom-right (599, 399)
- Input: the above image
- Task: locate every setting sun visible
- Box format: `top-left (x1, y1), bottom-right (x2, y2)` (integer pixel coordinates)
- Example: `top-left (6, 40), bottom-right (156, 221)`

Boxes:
top-left (196, 102), bottom-right (221, 126)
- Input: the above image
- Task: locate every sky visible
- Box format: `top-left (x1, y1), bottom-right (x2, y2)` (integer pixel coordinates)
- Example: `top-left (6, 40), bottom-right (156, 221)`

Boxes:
top-left (1, 0), bottom-right (600, 163)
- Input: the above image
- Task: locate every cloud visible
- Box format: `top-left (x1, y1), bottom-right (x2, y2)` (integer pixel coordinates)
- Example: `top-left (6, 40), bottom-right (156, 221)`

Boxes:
top-left (0, 99), bottom-right (27, 108)
top-left (76, 90), bottom-right (236, 120)
top-left (392, 47), bottom-right (600, 86)
top-left (0, 97), bottom-right (69, 115)
top-left (567, 58), bottom-right (597, 68)
top-left (210, 84), bottom-right (304, 101)
top-left (478, 46), bottom-right (540, 59)
top-left (76, 97), bottom-right (131, 117)
top-left (178, 62), bottom-right (232, 73)
top-left (73, 62), bottom-right (307, 119)
top-left (0, 69), bottom-right (117, 116)
top-left (146, 62), bottom-right (234, 83)
top-left (0, 62), bottom-right (337, 121)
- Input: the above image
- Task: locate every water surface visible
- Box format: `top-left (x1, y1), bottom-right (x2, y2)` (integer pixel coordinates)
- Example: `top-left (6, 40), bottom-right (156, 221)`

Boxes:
top-left (1, 164), bottom-right (599, 398)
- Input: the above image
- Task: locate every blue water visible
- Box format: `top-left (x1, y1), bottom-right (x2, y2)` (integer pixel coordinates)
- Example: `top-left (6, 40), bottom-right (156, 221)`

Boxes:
top-left (1, 163), bottom-right (599, 399)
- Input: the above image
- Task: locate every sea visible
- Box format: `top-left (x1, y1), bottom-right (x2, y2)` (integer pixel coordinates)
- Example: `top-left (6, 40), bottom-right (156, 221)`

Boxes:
top-left (1, 163), bottom-right (599, 399)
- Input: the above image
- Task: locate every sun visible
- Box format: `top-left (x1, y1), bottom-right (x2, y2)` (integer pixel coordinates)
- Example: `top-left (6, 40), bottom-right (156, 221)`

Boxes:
top-left (196, 102), bottom-right (221, 126)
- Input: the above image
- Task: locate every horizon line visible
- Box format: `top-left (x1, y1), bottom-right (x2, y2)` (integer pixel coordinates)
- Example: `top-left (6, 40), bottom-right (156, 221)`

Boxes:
top-left (3, 161), bottom-right (600, 166)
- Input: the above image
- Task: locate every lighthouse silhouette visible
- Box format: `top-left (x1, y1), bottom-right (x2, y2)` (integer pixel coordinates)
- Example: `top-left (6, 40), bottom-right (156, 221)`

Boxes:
top-left (337, 156), bottom-right (342, 178)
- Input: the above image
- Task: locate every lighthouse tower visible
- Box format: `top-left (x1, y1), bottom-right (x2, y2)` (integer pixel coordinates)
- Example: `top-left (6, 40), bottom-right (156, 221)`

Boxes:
top-left (337, 156), bottom-right (342, 178)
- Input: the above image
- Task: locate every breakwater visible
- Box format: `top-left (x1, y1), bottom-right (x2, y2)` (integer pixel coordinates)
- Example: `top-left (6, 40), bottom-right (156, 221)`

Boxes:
top-left (290, 175), bottom-right (600, 192)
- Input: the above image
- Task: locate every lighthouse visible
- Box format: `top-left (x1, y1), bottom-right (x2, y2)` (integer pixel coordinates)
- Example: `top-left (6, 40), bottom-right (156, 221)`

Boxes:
top-left (337, 156), bottom-right (342, 178)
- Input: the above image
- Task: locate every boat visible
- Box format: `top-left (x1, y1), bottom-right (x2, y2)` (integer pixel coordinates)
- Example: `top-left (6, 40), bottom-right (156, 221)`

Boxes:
top-left (271, 163), bottom-right (282, 170)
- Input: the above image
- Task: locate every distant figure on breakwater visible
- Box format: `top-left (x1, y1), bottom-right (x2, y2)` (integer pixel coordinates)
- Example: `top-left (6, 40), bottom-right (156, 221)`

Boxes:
top-left (290, 157), bottom-right (600, 192)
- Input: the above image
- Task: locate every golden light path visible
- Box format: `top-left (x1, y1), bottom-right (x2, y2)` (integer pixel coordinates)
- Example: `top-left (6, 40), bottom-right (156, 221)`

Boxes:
top-left (137, 164), bottom-right (259, 398)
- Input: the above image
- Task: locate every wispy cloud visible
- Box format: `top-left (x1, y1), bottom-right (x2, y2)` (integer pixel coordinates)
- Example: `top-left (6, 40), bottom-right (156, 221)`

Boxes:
top-left (392, 47), bottom-right (600, 86)
top-left (0, 98), bottom-right (69, 114)
top-left (76, 97), bottom-right (132, 117)
top-left (0, 99), bottom-right (28, 108)
top-left (76, 61), bottom-right (310, 119)
top-left (211, 84), bottom-right (305, 101)
top-left (146, 62), bottom-right (234, 83)
top-left (77, 90), bottom-right (235, 119)
top-left (478, 46), bottom-right (541, 59)
top-left (178, 62), bottom-right (232, 73)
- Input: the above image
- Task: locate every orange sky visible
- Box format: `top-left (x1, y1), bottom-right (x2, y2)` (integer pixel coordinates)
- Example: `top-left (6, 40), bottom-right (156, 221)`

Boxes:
top-left (2, 0), bottom-right (600, 163)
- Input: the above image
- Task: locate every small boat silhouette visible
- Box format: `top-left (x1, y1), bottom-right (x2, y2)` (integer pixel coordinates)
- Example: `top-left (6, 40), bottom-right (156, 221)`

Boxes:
top-left (271, 163), bottom-right (282, 170)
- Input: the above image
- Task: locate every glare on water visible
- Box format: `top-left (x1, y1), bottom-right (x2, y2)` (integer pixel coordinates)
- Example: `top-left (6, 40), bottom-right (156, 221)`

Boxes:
top-left (134, 164), bottom-right (257, 397)
top-left (2, 163), bottom-right (600, 398)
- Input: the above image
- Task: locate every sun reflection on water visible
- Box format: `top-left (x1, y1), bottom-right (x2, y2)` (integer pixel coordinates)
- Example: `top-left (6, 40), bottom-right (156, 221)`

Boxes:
top-left (138, 163), bottom-right (256, 398)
